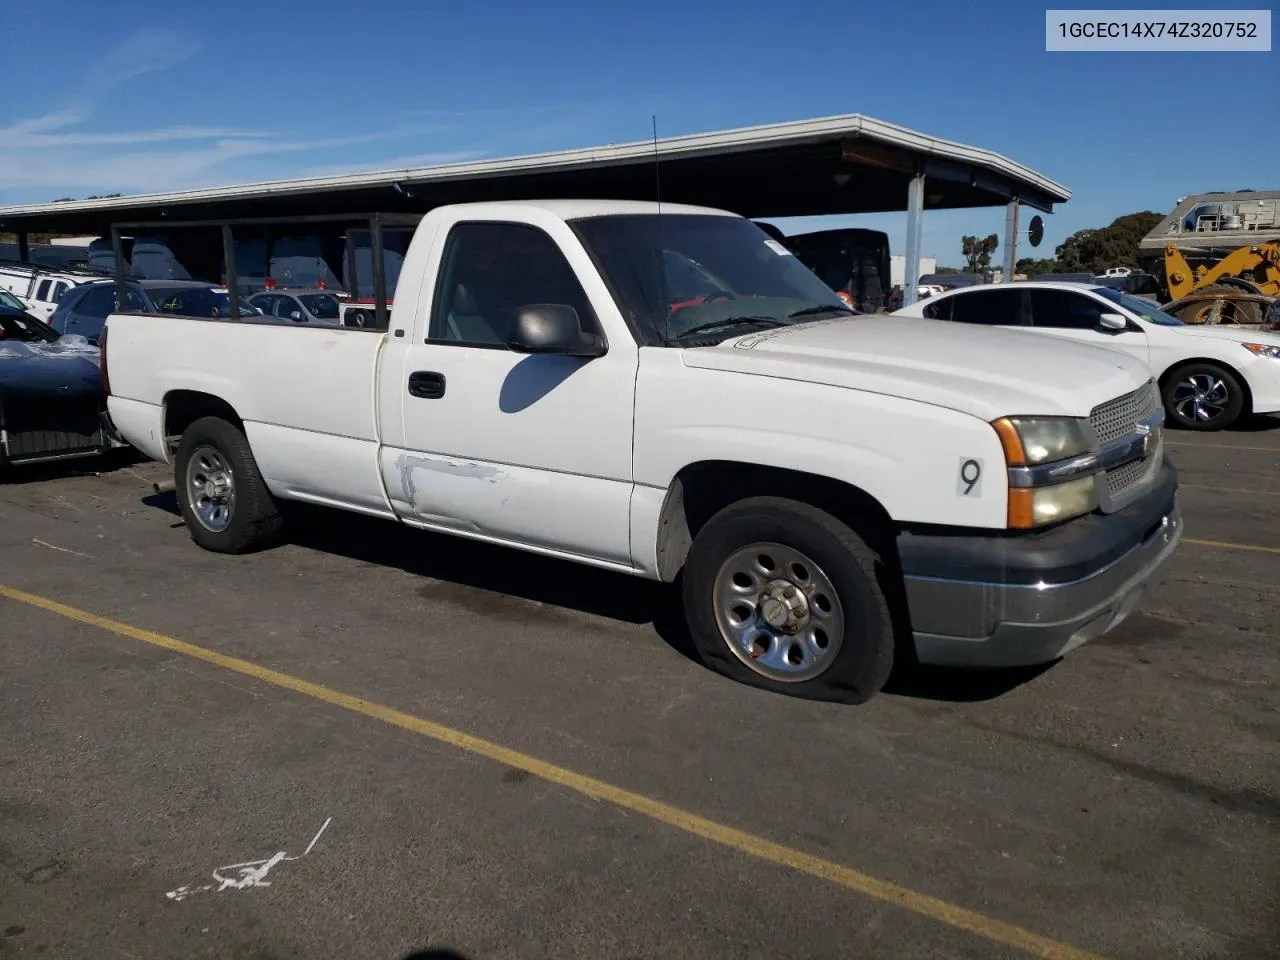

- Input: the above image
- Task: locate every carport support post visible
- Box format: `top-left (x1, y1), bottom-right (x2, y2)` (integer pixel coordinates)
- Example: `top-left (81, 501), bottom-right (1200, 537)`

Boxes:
top-left (17, 230), bottom-right (30, 263)
top-left (221, 224), bottom-right (240, 320)
top-left (345, 229), bottom-right (359, 301)
top-left (111, 227), bottom-right (128, 312)
top-left (1003, 198), bottom-right (1020, 283)
top-left (370, 214), bottom-right (388, 331)
top-left (902, 173), bottom-right (925, 308)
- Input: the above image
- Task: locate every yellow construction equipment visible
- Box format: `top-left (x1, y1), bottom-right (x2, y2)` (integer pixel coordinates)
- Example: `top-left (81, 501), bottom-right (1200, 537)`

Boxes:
top-left (1163, 241), bottom-right (1280, 301)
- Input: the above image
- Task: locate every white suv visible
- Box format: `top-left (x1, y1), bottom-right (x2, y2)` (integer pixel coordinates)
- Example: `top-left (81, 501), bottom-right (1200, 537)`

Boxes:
top-left (894, 280), bottom-right (1280, 430)
top-left (0, 266), bottom-right (88, 322)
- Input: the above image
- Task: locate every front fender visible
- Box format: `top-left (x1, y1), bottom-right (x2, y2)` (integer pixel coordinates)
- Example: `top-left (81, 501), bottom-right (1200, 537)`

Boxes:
top-left (634, 363), bottom-right (1010, 529)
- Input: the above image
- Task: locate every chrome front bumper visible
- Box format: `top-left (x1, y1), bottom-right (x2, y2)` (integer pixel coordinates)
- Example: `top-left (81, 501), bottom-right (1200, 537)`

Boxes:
top-left (903, 500), bottom-right (1182, 668)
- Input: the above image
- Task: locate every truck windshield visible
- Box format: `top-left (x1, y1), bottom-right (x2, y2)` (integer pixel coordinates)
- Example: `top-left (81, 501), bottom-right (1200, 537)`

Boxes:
top-left (571, 214), bottom-right (851, 344)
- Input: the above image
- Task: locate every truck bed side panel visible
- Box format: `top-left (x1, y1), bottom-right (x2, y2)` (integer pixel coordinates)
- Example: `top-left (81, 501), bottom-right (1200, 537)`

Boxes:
top-left (105, 313), bottom-right (391, 514)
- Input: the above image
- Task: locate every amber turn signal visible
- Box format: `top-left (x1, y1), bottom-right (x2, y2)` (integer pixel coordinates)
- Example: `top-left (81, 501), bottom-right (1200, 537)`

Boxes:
top-left (991, 417), bottom-right (1026, 467)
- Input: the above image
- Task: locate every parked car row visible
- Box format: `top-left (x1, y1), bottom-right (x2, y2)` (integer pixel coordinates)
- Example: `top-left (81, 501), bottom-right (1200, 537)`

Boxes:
top-left (15, 200), bottom-right (1279, 705)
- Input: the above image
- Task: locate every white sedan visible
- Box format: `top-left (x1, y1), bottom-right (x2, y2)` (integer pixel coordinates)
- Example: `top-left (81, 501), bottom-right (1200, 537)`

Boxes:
top-left (894, 281), bottom-right (1280, 430)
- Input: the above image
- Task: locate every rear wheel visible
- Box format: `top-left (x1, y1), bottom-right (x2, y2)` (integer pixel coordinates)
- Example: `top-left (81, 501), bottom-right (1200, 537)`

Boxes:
top-left (682, 497), bottom-right (895, 703)
top-left (1162, 362), bottom-right (1245, 431)
top-left (174, 416), bottom-right (284, 553)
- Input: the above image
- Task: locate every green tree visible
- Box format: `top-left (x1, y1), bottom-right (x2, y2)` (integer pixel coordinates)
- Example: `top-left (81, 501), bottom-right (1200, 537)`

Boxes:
top-left (1016, 257), bottom-right (1065, 276)
top-left (51, 193), bottom-right (122, 202)
top-left (961, 233), bottom-right (999, 273)
top-left (1054, 211), bottom-right (1162, 274)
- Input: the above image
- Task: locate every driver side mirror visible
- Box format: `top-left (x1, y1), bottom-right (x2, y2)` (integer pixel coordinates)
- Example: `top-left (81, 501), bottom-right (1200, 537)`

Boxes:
top-left (289, 310), bottom-right (303, 322)
top-left (1099, 312), bottom-right (1128, 331)
top-left (507, 304), bottom-right (605, 358)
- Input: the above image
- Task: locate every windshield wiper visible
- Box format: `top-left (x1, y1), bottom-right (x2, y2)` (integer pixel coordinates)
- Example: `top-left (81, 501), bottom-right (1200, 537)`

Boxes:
top-left (788, 304), bottom-right (854, 319)
top-left (673, 316), bottom-right (786, 340)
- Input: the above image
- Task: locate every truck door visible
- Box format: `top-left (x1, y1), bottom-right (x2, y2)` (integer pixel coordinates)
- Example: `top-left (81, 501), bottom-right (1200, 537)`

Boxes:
top-left (382, 219), bottom-right (638, 567)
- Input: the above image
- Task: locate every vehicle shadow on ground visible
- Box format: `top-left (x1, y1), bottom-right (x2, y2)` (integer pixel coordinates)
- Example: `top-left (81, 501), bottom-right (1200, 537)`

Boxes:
top-left (1232, 414), bottom-right (1280, 433)
top-left (142, 493), bottom-right (1047, 703)
top-left (881, 662), bottom-right (1053, 702)
top-left (0, 448), bottom-right (144, 486)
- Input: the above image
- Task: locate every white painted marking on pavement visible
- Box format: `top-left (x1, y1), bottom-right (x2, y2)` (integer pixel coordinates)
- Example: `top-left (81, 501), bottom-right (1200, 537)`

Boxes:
top-left (31, 538), bottom-right (93, 559)
top-left (165, 817), bottom-right (332, 902)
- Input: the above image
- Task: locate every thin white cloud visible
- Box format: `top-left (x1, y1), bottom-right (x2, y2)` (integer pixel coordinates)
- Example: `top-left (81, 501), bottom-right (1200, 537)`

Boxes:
top-left (0, 27), bottom-right (615, 203)
top-left (81, 27), bottom-right (198, 96)
top-left (296, 151), bottom-right (489, 178)
top-left (0, 128), bottom-right (477, 193)
top-left (0, 124), bottom-right (272, 149)
top-left (0, 27), bottom-right (469, 199)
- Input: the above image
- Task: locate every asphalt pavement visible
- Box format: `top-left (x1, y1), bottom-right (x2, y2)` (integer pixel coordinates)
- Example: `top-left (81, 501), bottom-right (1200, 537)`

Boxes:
top-left (0, 428), bottom-right (1277, 960)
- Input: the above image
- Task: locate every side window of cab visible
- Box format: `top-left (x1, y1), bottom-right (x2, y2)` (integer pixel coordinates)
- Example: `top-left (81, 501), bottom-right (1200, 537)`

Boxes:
top-left (428, 221), bottom-right (597, 347)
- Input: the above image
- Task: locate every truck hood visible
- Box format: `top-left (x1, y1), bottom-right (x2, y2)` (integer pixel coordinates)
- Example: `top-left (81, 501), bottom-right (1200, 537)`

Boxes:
top-left (681, 316), bottom-right (1148, 421)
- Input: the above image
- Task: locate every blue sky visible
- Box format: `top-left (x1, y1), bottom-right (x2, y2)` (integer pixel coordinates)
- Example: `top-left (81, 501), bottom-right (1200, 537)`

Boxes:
top-left (1, 0), bottom-right (1275, 265)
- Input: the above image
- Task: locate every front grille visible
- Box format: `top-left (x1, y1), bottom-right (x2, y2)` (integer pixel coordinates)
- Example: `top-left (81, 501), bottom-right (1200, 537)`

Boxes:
top-left (1106, 454), bottom-right (1153, 500)
top-left (1090, 380), bottom-right (1159, 445)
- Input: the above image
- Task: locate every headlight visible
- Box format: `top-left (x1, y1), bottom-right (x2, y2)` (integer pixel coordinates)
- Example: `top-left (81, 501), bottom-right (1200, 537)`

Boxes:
top-left (991, 416), bottom-right (1093, 466)
top-left (1242, 342), bottom-right (1280, 360)
top-left (991, 415), bottom-right (1098, 528)
top-left (1008, 476), bottom-right (1098, 528)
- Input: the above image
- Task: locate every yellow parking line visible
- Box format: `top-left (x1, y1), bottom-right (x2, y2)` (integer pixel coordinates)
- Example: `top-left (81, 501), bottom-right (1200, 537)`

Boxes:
top-left (0, 583), bottom-right (1103, 960)
top-left (1179, 483), bottom-right (1280, 497)
top-left (1166, 441), bottom-right (1280, 454)
top-left (1185, 537), bottom-right (1280, 555)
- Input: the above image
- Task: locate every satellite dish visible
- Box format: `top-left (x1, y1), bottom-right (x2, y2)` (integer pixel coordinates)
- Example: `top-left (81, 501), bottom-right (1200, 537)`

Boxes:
top-left (1028, 215), bottom-right (1045, 248)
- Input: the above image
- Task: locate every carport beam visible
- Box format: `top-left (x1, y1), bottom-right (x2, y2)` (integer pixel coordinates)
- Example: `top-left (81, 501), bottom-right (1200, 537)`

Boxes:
top-left (1003, 199), bottom-right (1020, 282)
top-left (902, 174), bottom-right (925, 308)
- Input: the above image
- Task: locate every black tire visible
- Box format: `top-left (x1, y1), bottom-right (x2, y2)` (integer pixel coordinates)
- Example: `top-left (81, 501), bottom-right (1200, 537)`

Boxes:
top-left (1161, 362), bottom-right (1246, 431)
top-left (174, 416), bottom-right (284, 553)
top-left (681, 497), bottom-right (895, 703)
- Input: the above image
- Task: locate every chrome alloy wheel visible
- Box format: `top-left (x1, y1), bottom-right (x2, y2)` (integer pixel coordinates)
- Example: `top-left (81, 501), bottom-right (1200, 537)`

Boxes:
top-left (711, 542), bottom-right (845, 683)
top-left (1173, 373), bottom-right (1230, 424)
top-left (185, 445), bottom-right (236, 532)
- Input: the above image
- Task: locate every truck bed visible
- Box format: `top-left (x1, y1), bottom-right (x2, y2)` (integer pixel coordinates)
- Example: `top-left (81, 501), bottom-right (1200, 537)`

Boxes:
top-left (105, 313), bottom-right (393, 515)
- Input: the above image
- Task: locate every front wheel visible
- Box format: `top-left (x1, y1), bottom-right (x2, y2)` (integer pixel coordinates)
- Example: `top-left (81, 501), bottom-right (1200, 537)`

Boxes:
top-left (681, 497), bottom-right (896, 703)
top-left (1162, 362), bottom-right (1245, 431)
top-left (174, 416), bottom-right (284, 553)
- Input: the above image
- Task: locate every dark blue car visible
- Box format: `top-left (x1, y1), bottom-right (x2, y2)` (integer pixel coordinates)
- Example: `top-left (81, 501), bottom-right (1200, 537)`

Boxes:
top-left (49, 279), bottom-right (260, 345)
top-left (0, 305), bottom-right (125, 470)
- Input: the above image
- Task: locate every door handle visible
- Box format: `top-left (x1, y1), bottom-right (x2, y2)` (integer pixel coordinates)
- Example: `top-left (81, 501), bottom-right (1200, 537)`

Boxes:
top-left (408, 370), bottom-right (446, 399)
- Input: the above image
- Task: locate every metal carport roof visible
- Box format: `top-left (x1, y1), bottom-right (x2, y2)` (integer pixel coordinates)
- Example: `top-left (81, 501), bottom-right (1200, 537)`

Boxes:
top-left (0, 113), bottom-right (1070, 236)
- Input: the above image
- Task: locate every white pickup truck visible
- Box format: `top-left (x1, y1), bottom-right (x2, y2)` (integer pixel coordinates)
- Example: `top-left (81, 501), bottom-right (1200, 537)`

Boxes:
top-left (101, 200), bottom-right (1182, 702)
